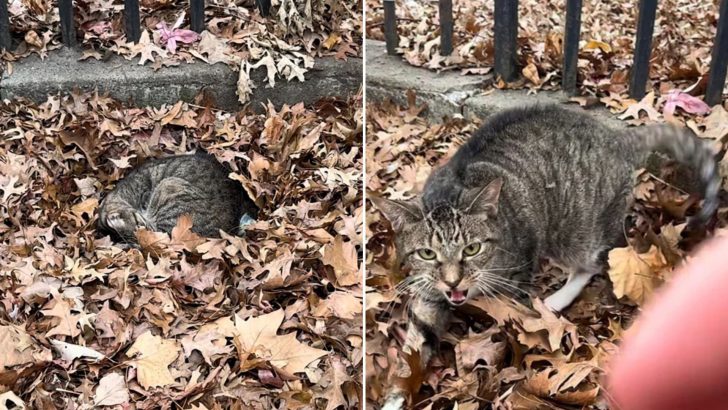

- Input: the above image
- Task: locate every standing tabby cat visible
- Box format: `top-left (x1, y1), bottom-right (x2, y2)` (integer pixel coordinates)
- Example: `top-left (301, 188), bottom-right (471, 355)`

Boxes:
top-left (372, 105), bottom-right (719, 409)
top-left (98, 151), bottom-right (258, 243)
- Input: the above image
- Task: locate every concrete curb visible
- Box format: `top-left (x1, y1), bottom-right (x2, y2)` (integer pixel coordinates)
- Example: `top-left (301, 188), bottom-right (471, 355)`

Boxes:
top-left (365, 40), bottom-right (624, 128)
top-left (1, 49), bottom-right (362, 111)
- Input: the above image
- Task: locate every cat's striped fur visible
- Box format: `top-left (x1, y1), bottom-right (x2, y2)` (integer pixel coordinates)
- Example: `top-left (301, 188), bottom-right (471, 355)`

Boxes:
top-left (373, 105), bottom-right (719, 409)
top-left (98, 151), bottom-right (258, 243)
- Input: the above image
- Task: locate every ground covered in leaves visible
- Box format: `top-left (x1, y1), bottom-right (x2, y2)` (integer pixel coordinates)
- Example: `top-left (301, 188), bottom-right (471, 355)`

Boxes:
top-left (2, 0), bottom-right (361, 103)
top-left (365, 97), bottom-right (728, 409)
top-left (366, 0), bottom-right (726, 104)
top-left (0, 91), bottom-right (363, 409)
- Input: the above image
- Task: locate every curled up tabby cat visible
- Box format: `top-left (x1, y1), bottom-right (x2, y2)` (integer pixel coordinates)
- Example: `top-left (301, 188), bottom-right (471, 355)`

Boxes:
top-left (372, 105), bottom-right (719, 409)
top-left (98, 151), bottom-right (258, 243)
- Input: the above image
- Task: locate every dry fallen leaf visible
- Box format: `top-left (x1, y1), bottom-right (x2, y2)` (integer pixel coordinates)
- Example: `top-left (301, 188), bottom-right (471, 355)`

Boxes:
top-left (94, 372), bottom-right (130, 406)
top-left (234, 310), bottom-right (328, 374)
top-left (321, 236), bottom-right (360, 286)
top-left (608, 245), bottom-right (669, 305)
top-left (125, 331), bottom-right (181, 389)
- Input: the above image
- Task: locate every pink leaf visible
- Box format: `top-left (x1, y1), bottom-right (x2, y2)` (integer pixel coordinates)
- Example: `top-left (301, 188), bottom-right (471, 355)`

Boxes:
top-left (663, 90), bottom-right (711, 116)
top-left (173, 29), bottom-right (200, 44)
top-left (156, 21), bottom-right (199, 54)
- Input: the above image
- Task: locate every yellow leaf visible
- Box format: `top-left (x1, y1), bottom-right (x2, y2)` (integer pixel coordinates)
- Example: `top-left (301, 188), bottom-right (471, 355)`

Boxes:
top-left (522, 63), bottom-right (540, 85)
top-left (607, 245), bottom-right (668, 305)
top-left (584, 40), bottom-right (612, 53)
top-left (126, 332), bottom-right (180, 389)
top-left (323, 33), bottom-right (341, 50)
top-left (234, 310), bottom-right (328, 374)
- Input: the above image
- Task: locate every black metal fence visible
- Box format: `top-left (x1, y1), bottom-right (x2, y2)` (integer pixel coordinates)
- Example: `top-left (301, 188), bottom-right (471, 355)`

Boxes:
top-left (382, 0), bottom-right (728, 105)
top-left (0, 0), bottom-right (272, 50)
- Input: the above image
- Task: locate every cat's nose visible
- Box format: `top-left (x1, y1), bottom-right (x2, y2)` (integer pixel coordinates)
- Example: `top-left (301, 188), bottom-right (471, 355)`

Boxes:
top-left (443, 277), bottom-right (462, 288)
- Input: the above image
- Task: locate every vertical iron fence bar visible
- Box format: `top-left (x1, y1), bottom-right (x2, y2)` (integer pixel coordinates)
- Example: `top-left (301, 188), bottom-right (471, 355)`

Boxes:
top-left (0, 0), bottom-right (11, 50)
top-left (706, 0), bottom-right (728, 106)
top-left (383, 0), bottom-right (398, 55)
top-left (562, 0), bottom-right (582, 94)
top-left (124, 0), bottom-right (141, 43)
top-left (628, 0), bottom-right (657, 99)
top-left (190, 0), bottom-right (205, 33)
top-left (256, 0), bottom-right (271, 17)
top-left (494, 0), bottom-right (518, 81)
top-left (59, 0), bottom-right (75, 47)
top-left (439, 0), bottom-right (453, 55)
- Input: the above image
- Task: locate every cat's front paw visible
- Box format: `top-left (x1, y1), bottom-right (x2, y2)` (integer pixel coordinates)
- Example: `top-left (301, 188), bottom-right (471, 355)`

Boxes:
top-left (103, 210), bottom-right (148, 237)
top-left (105, 211), bottom-right (130, 231)
top-left (381, 394), bottom-right (406, 410)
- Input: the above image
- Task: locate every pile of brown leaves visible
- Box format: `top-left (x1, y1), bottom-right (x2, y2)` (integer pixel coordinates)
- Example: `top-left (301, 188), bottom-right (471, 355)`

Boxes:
top-left (0, 91), bottom-right (363, 409)
top-left (365, 97), bottom-right (728, 409)
top-left (366, 0), bottom-right (725, 100)
top-left (3, 0), bottom-right (361, 102)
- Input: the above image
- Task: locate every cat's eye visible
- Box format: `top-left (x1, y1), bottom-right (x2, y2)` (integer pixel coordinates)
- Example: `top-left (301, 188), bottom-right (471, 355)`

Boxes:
top-left (416, 248), bottom-right (437, 260)
top-left (462, 243), bottom-right (482, 257)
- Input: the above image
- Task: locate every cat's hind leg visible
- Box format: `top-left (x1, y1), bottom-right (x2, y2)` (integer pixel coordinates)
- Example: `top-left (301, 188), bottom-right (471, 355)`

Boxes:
top-left (544, 270), bottom-right (596, 311)
top-left (544, 249), bottom-right (604, 312)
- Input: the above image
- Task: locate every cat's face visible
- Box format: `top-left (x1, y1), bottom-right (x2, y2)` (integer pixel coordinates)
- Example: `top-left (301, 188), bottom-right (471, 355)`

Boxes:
top-left (374, 178), bottom-right (522, 306)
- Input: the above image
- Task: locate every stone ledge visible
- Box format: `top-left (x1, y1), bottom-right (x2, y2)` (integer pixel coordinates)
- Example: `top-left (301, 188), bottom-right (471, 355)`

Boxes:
top-left (1, 49), bottom-right (362, 110)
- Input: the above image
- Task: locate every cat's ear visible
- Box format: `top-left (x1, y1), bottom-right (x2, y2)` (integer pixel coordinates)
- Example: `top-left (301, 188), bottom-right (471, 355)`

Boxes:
top-left (369, 195), bottom-right (423, 232)
top-left (462, 177), bottom-right (503, 216)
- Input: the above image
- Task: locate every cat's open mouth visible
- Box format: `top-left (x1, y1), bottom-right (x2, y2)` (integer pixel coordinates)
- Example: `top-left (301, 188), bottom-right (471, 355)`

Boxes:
top-left (445, 289), bottom-right (467, 305)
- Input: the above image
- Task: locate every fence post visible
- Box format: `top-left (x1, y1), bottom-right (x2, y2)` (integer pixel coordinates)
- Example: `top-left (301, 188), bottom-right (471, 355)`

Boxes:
top-left (494, 0), bottom-right (518, 81)
top-left (562, 0), bottom-right (582, 94)
top-left (59, 0), bottom-right (76, 47)
top-left (706, 0), bottom-right (728, 106)
top-left (190, 0), bottom-right (205, 33)
top-left (0, 0), bottom-right (10, 50)
top-left (628, 0), bottom-right (657, 99)
top-left (383, 0), bottom-right (398, 55)
top-left (256, 0), bottom-right (271, 17)
top-left (124, 0), bottom-right (141, 43)
top-left (439, 0), bottom-right (453, 55)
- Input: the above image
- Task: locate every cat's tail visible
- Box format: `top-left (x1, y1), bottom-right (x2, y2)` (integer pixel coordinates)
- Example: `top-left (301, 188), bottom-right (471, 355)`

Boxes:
top-left (631, 124), bottom-right (720, 225)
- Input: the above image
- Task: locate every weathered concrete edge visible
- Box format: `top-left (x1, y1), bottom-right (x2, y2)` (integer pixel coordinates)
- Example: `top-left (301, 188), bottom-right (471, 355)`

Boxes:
top-left (365, 40), bottom-right (625, 128)
top-left (0, 49), bottom-right (362, 111)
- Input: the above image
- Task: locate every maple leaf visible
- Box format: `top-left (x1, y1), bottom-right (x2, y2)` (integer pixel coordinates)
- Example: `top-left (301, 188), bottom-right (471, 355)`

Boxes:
top-left (321, 236), bottom-right (359, 287)
top-left (125, 331), bottom-right (181, 389)
top-left (608, 245), bottom-right (669, 305)
top-left (94, 372), bottom-right (130, 406)
top-left (233, 309), bottom-right (328, 374)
